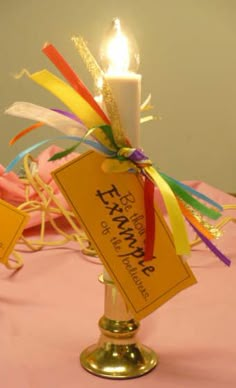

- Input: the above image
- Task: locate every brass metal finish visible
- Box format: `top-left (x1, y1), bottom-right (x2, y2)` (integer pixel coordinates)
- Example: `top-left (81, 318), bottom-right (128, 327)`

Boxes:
top-left (80, 275), bottom-right (158, 379)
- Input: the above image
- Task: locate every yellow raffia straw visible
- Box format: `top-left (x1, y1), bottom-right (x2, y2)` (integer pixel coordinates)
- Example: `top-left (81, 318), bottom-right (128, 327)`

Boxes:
top-left (13, 69), bottom-right (31, 79)
top-left (140, 94), bottom-right (153, 111)
top-left (4, 250), bottom-right (24, 270)
top-left (140, 115), bottom-right (158, 124)
top-left (12, 154), bottom-right (90, 258)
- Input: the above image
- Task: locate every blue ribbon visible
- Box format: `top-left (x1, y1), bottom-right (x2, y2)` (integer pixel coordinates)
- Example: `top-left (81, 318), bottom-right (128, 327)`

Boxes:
top-left (5, 135), bottom-right (114, 173)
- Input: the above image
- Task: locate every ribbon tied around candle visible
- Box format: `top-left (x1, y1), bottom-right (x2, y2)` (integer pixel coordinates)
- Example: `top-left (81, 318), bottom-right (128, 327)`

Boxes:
top-left (4, 41), bottom-right (231, 266)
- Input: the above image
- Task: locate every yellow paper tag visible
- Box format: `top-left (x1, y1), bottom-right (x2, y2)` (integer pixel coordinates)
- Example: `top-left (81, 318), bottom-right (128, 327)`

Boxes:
top-left (0, 199), bottom-right (29, 265)
top-left (52, 151), bottom-right (196, 320)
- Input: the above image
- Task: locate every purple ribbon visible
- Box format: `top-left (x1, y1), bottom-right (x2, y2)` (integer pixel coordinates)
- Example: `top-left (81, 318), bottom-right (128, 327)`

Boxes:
top-left (51, 108), bottom-right (84, 125)
top-left (188, 220), bottom-right (231, 266)
top-left (129, 148), bottom-right (150, 163)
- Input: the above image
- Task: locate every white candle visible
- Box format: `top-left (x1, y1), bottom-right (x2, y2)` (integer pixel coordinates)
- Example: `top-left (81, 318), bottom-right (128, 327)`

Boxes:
top-left (105, 73), bottom-right (141, 147)
top-left (100, 18), bottom-right (141, 281)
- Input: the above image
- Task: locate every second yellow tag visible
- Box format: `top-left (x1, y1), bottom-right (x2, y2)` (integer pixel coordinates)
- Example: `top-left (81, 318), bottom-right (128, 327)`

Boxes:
top-left (0, 199), bottom-right (29, 267)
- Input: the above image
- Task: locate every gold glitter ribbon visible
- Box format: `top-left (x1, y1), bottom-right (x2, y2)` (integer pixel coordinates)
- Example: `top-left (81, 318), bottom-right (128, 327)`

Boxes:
top-left (72, 36), bottom-right (127, 147)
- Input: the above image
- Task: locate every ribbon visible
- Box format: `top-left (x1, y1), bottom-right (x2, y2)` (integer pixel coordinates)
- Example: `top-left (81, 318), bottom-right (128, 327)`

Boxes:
top-left (144, 165), bottom-right (190, 255)
top-left (98, 146), bottom-right (230, 263)
top-left (9, 122), bottom-right (44, 145)
top-left (29, 70), bottom-right (116, 151)
top-left (187, 220), bottom-right (231, 266)
top-left (177, 199), bottom-right (215, 240)
top-left (162, 174), bottom-right (221, 220)
top-left (50, 108), bottom-right (84, 124)
top-left (42, 43), bottom-right (110, 125)
top-left (112, 147), bottom-right (190, 255)
top-left (160, 172), bottom-right (223, 211)
top-left (72, 36), bottom-right (127, 148)
top-left (7, 130), bottom-right (229, 264)
top-left (5, 134), bottom-right (114, 173)
top-left (144, 177), bottom-right (155, 261)
top-left (6, 102), bottom-right (89, 140)
top-left (5, 40), bottom-right (230, 265)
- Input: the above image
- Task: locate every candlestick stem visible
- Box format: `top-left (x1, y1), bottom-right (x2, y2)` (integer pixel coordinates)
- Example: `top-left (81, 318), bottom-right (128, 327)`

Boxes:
top-left (80, 274), bottom-right (158, 379)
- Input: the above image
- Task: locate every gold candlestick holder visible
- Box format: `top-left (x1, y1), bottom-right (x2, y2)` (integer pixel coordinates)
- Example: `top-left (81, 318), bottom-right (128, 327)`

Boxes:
top-left (80, 274), bottom-right (158, 379)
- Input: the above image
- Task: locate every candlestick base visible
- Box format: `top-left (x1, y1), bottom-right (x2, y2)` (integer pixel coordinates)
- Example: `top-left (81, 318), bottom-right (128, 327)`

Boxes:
top-left (80, 275), bottom-right (158, 379)
top-left (80, 342), bottom-right (157, 379)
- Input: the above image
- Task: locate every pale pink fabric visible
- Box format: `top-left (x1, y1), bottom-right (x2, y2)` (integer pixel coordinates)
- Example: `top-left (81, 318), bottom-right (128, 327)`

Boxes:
top-left (0, 145), bottom-right (79, 228)
top-left (0, 182), bottom-right (235, 387)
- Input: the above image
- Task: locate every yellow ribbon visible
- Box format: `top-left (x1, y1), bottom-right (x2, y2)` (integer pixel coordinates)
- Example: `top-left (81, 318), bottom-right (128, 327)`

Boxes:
top-left (101, 154), bottom-right (190, 255)
top-left (29, 70), bottom-right (116, 151)
top-left (102, 158), bottom-right (136, 173)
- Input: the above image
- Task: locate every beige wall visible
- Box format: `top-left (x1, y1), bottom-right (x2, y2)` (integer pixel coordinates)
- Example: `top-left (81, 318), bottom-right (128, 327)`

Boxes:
top-left (0, 0), bottom-right (235, 191)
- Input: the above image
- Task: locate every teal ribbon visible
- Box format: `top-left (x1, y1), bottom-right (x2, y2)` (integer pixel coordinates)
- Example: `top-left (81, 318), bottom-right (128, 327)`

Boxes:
top-left (160, 172), bottom-right (223, 211)
top-left (5, 135), bottom-right (113, 173)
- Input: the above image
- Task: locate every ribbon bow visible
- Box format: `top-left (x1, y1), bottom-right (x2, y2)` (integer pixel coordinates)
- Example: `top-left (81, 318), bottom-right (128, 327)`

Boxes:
top-left (118, 147), bottom-right (151, 165)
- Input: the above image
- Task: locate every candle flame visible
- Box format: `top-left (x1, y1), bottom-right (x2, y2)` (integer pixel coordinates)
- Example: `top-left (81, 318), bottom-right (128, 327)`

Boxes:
top-left (100, 18), bottom-right (139, 74)
top-left (106, 19), bottom-right (130, 74)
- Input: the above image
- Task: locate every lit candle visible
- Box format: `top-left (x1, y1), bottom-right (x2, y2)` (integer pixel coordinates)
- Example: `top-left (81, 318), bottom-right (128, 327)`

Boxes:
top-left (100, 18), bottom-right (141, 281)
top-left (100, 18), bottom-right (141, 147)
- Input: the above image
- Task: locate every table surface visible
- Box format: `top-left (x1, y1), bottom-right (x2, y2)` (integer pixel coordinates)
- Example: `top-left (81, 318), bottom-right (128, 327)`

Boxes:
top-left (0, 182), bottom-right (236, 388)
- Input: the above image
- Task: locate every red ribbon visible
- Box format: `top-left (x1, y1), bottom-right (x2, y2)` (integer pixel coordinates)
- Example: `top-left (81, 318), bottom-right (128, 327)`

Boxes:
top-left (42, 44), bottom-right (110, 125)
top-left (144, 176), bottom-right (155, 261)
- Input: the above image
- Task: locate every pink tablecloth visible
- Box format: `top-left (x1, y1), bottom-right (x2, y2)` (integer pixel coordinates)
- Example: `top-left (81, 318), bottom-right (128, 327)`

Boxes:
top-left (0, 182), bottom-right (236, 388)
